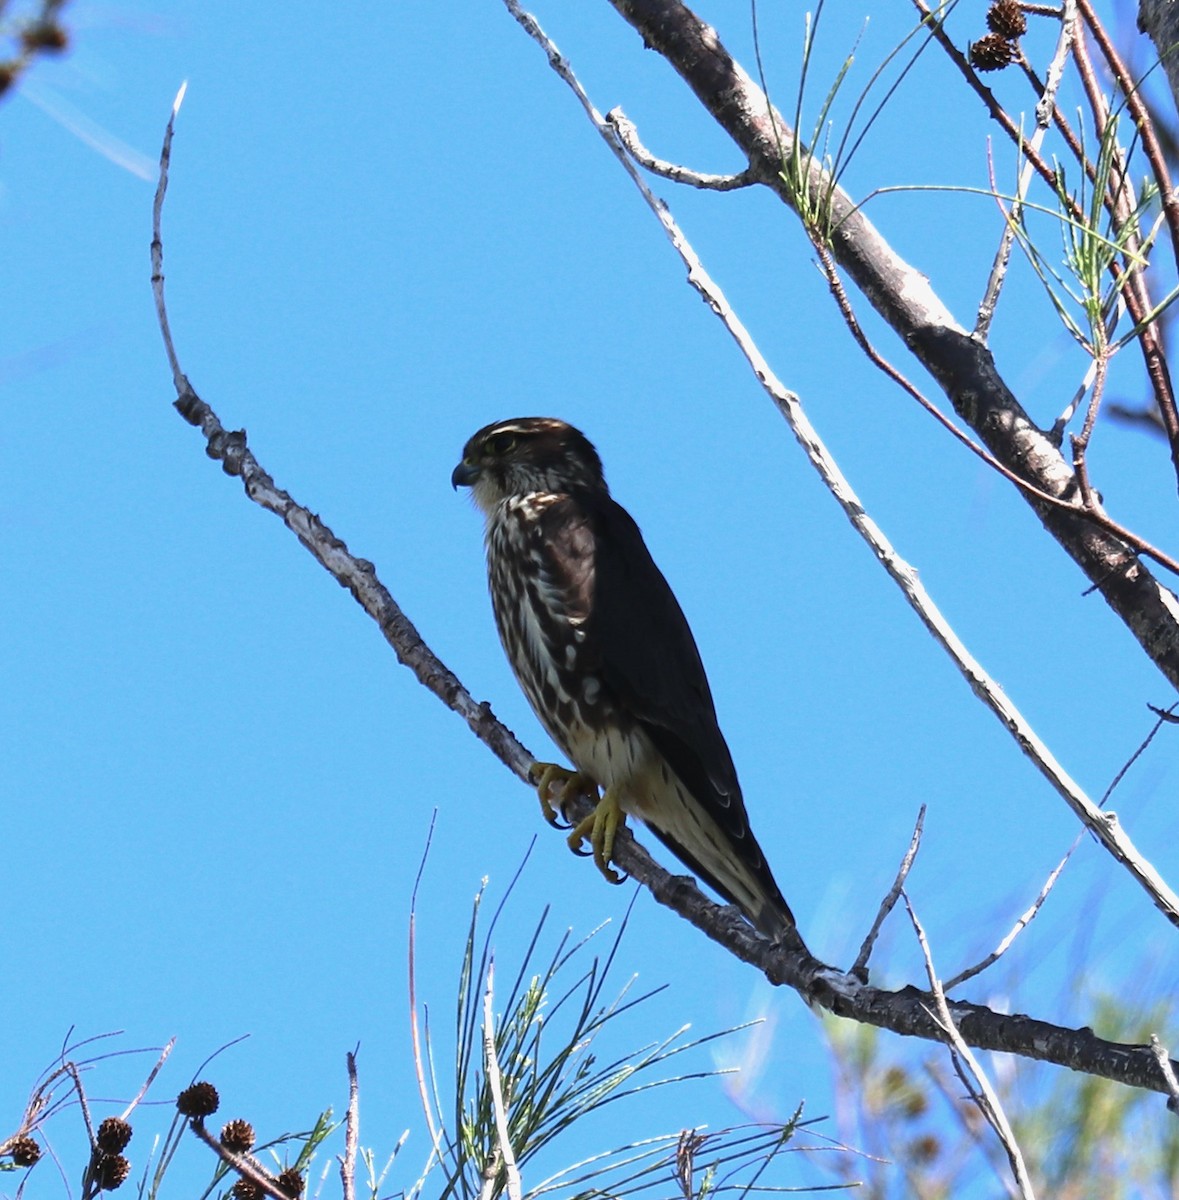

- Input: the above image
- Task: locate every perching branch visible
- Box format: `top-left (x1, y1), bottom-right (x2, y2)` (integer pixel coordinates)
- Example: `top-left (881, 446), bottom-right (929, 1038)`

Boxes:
top-left (150, 23), bottom-right (1179, 1107)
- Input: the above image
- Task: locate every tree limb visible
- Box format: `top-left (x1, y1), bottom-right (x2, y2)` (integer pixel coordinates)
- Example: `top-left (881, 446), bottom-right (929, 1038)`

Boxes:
top-left (603, 0), bottom-right (1179, 692)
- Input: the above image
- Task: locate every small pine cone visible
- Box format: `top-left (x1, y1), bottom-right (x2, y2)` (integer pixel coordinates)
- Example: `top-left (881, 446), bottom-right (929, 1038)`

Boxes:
top-left (969, 32), bottom-right (1016, 72)
top-left (231, 1180), bottom-right (262, 1200)
top-left (220, 1119), bottom-right (256, 1154)
top-left (20, 22), bottom-right (69, 52)
top-left (986, 0), bottom-right (1027, 39)
top-left (8, 1135), bottom-right (41, 1167)
top-left (96, 1117), bottom-right (133, 1154)
top-left (93, 1153), bottom-right (132, 1191)
top-left (176, 1081), bottom-right (220, 1119)
top-left (910, 1133), bottom-right (942, 1163)
top-left (276, 1167), bottom-right (305, 1197)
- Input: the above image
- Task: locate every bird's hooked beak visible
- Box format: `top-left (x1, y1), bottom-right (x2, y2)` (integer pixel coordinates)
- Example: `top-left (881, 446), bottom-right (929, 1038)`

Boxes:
top-left (451, 460), bottom-right (479, 490)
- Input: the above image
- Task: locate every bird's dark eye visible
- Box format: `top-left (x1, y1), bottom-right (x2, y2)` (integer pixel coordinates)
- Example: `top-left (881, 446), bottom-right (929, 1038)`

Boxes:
top-left (484, 431), bottom-right (517, 457)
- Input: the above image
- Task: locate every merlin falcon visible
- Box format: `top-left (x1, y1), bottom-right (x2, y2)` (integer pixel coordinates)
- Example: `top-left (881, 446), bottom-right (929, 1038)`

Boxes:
top-left (452, 417), bottom-right (806, 951)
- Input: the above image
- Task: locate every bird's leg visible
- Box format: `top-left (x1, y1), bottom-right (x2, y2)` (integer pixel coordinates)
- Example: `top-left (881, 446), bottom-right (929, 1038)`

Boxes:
top-left (530, 762), bottom-right (597, 830)
top-left (566, 787), bottom-right (627, 885)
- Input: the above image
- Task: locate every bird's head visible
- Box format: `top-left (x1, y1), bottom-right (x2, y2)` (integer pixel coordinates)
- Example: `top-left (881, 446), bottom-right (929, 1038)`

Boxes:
top-left (452, 417), bottom-right (607, 513)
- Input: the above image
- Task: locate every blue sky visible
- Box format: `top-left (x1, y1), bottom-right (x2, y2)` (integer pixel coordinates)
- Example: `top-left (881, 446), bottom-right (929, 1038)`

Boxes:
top-left (5, 1), bottom-right (1179, 1193)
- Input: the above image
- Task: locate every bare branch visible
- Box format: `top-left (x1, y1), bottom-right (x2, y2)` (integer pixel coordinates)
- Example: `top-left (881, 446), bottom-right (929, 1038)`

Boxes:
top-left (150, 81), bottom-right (189, 397)
top-left (944, 840), bottom-right (1079, 991)
top-left (118, 1037), bottom-right (176, 1122)
top-left (1100, 705), bottom-right (1178, 806)
top-left (339, 1050), bottom-right (359, 1200)
top-left (607, 108), bottom-right (760, 189)
top-left (850, 805), bottom-right (925, 982)
top-left (151, 97), bottom-right (533, 791)
top-left (905, 895), bottom-right (1038, 1200)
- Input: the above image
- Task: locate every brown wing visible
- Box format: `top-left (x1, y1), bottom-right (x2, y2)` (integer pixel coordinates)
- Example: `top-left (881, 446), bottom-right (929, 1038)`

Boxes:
top-left (539, 492), bottom-right (792, 927)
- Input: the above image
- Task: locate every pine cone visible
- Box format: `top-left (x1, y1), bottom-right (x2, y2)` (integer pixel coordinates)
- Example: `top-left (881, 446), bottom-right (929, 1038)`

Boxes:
top-left (93, 1153), bottom-right (132, 1191)
top-left (970, 32), bottom-right (1016, 72)
top-left (987, 0), bottom-right (1027, 39)
top-left (276, 1167), bottom-right (305, 1197)
top-left (231, 1180), bottom-right (262, 1200)
top-left (176, 1081), bottom-right (220, 1118)
top-left (20, 21), bottom-right (68, 52)
top-left (8, 1135), bottom-right (41, 1167)
top-left (96, 1117), bottom-right (133, 1154)
top-left (220, 1119), bottom-right (256, 1154)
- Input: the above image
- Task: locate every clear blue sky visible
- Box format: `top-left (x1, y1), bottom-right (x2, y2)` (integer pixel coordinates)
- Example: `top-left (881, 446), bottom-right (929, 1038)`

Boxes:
top-left (4, 1), bottom-right (1177, 1193)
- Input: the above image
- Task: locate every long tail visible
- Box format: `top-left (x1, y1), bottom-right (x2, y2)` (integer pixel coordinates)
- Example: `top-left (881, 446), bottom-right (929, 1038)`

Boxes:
top-left (643, 817), bottom-right (810, 955)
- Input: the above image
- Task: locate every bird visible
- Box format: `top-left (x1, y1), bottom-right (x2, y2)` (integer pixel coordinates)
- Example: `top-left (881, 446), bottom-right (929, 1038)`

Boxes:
top-left (452, 416), bottom-right (807, 952)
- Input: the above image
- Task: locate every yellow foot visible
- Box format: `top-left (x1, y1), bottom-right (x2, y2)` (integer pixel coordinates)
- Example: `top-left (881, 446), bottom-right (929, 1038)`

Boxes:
top-left (530, 762), bottom-right (597, 830)
top-left (566, 787), bottom-right (627, 885)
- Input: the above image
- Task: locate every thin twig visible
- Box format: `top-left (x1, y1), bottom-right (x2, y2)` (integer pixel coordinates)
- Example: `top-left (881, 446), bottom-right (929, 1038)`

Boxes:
top-left (607, 108), bottom-right (760, 189)
top-left (1015, 51), bottom-right (1087, 172)
top-left (944, 838), bottom-right (1080, 990)
top-left (850, 804), bottom-right (925, 981)
top-left (150, 81), bottom-right (188, 396)
top-left (150, 89), bottom-right (536, 791)
top-left (1070, 350), bottom-right (1111, 511)
top-left (482, 962), bottom-right (523, 1200)
top-left (1076, 0), bottom-right (1179, 273)
top-left (1099, 704), bottom-right (1178, 806)
top-left (408, 818), bottom-right (446, 1180)
top-left (63, 1064), bottom-right (96, 1148)
top-left (1050, 354), bottom-right (1099, 444)
top-left (976, 0), bottom-right (1077, 338)
top-left (111, 1037), bottom-right (177, 1127)
top-left (1071, 17), bottom-right (1179, 468)
top-left (340, 1050), bottom-right (359, 1200)
top-left (904, 895), bottom-right (1038, 1200)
